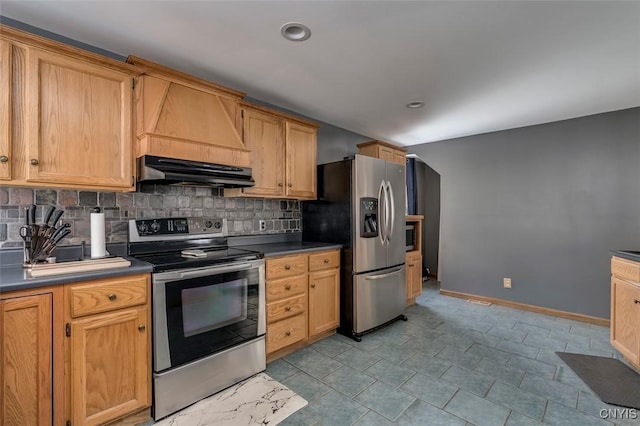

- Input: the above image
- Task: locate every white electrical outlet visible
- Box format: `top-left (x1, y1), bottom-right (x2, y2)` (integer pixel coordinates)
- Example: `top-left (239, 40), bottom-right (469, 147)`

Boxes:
top-left (503, 278), bottom-right (512, 289)
top-left (259, 220), bottom-right (267, 231)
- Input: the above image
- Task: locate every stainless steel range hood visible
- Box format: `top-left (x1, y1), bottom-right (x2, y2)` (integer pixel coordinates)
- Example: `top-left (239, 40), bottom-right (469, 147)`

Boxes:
top-left (138, 155), bottom-right (255, 188)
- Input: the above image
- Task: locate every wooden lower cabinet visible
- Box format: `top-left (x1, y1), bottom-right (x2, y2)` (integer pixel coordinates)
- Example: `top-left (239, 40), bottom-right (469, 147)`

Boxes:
top-left (266, 249), bottom-right (340, 358)
top-left (308, 268), bottom-right (340, 336)
top-left (406, 251), bottom-right (423, 305)
top-left (65, 274), bottom-right (151, 426)
top-left (0, 291), bottom-right (53, 426)
top-left (611, 256), bottom-right (640, 369)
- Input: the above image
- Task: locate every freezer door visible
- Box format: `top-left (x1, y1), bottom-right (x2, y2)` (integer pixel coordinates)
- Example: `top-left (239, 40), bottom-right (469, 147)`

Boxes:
top-left (353, 155), bottom-right (388, 273)
top-left (385, 161), bottom-right (407, 267)
top-left (353, 266), bottom-right (406, 333)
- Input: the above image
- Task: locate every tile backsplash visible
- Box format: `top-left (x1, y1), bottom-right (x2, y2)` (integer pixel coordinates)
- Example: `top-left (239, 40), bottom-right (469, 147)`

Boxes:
top-left (0, 184), bottom-right (301, 248)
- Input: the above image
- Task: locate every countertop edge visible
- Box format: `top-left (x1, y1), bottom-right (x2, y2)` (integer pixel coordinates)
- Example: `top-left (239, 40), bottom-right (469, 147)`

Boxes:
top-left (0, 258), bottom-right (153, 294)
top-left (610, 250), bottom-right (640, 264)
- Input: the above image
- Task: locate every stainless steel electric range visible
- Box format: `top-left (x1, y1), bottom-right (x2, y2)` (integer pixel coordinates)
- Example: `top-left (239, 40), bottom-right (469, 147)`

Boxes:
top-left (128, 217), bottom-right (265, 421)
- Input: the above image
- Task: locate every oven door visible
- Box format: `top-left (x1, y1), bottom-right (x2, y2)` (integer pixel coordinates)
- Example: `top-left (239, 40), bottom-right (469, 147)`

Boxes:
top-left (152, 259), bottom-right (265, 372)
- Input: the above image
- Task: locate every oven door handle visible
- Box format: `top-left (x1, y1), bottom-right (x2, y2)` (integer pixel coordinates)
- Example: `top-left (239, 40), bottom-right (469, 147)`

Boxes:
top-left (154, 262), bottom-right (255, 281)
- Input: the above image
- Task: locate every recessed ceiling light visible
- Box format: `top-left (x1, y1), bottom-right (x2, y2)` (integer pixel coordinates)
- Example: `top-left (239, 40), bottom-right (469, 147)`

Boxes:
top-left (406, 101), bottom-right (425, 109)
top-left (281, 22), bottom-right (311, 42)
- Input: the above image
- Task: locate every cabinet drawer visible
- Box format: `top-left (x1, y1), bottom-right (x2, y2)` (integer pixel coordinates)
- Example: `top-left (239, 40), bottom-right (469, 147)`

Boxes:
top-left (68, 275), bottom-right (148, 318)
top-left (309, 250), bottom-right (340, 271)
top-left (267, 294), bottom-right (306, 324)
top-left (267, 275), bottom-right (307, 302)
top-left (267, 314), bottom-right (306, 354)
top-left (266, 254), bottom-right (308, 280)
top-left (612, 257), bottom-right (640, 283)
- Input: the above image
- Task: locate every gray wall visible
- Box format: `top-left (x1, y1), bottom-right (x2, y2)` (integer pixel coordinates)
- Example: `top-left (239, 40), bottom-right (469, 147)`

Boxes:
top-left (411, 107), bottom-right (640, 319)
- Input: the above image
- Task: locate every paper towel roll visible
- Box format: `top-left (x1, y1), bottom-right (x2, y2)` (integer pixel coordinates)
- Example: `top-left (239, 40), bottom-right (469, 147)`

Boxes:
top-left (90, 211), bottom-right (106, 258)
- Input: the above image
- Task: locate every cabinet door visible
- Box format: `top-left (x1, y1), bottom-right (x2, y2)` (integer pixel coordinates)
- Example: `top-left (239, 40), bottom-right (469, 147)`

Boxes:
top-left (285, 121), bottom-right (317, 199)
top-left (25, 47), bottom-right (133, 189)
top-left (308, 268), bottom-right (340, 336)
top-left (70, 307), bottom-right (150, 426)
top-left (242, 109), bottom-right (285, 197)
top-left (411, 254), bottom-right (423, 298)
top-left (1, 293), bottom-right (52, 426)
top-left (0, 39), bottom-right (10, 180)
top-left (393, 150), bottom-right (406, 166)
top-left (611, 278), bottom-right (640, 367)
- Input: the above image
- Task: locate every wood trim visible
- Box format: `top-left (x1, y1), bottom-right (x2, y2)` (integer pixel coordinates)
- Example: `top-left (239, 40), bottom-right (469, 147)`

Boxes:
top-left (241, 101), bottom-right (320, 128)
top-left (405, 215), bottom-right (424, 221)
top-left (104, 407), bottom-right (151, 426)
top-left (439, 289), bottom-right (610, 326)
top-left (0, 25), bottom-right (141, 75)
top-left (357, 139), bottom-right (407, 152)
top-left (126, 55), bottom-right (244, 99)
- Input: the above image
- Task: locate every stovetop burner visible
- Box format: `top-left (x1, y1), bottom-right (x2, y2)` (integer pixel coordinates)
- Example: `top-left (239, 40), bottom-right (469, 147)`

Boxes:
top-left (134, 247), bottom-right (263, 272)
top-left (127, 217), bottom-right (263, 272)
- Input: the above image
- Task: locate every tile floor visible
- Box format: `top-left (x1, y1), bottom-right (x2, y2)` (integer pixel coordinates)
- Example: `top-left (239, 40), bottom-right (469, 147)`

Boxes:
top-left (266, 281), bottom-right (639, 426)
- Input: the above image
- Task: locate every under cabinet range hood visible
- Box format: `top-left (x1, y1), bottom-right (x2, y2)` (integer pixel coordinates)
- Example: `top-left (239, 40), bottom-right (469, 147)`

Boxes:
top-left (138, 155), bottom-right (254, 188)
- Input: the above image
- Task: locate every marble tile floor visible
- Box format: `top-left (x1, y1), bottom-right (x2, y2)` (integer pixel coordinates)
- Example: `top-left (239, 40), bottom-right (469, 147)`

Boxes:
top-left (267, 281), bottom-right (640, 426)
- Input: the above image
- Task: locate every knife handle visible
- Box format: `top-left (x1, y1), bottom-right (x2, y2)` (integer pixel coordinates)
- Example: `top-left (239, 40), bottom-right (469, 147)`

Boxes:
top-left (50, 210), bottom-right (64, 227)
top-left (28, 205), bottom-right (36, 225)
top-left (43, 206), bottom-right (56, 225)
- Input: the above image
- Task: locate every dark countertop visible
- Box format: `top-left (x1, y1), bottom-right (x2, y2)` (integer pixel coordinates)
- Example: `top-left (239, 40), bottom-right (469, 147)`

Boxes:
top-left (610, 250), bottom-right (640, 263)
top-left (0, 257), bottom-right (153, 293)
top-left (236, 241), bottom-right (342, 258)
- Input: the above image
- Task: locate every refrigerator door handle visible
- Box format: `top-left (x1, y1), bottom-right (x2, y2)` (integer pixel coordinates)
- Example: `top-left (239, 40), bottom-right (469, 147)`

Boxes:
top-left (364, 268), bottom-right (403, 280)
top-left (378, 180), bottom-right (387, 244)
top-left (386, 180), bottom-right (395, 243)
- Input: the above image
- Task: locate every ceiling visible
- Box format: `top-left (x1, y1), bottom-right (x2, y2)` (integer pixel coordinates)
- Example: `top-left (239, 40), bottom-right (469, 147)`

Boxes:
top-left (2, 1), bottom-right (639, 146)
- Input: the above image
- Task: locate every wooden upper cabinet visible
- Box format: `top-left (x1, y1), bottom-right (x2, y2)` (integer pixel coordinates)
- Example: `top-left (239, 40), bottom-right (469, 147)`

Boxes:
top-left (286, 121), bottom-right (317, 199)
top-left (1, 292), bottom-right (53, 426)
top-left (0, 39), bottom-right (11, 180)
top-left (127, 55), bottom-right (250, 168)
top-left (23, 47), bottom-right (134, 189)
top-left (242, 108), bottom-right (285, 197)
top-left (232, 103), bottom-right (318, 200)
top-left (357, 140), bottom-right (407, 165)
top-left (1, 25), bottom-right (140, 191)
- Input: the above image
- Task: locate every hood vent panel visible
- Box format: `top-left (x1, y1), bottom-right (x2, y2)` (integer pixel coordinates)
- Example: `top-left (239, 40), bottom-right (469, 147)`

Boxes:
top-left (138, 156), bottom-right (255, 188)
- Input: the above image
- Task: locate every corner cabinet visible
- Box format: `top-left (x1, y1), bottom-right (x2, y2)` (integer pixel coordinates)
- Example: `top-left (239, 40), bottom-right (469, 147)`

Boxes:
top-left (357, 140), bottom-right (407, 165)
top-left (610, 256), bottom-right (640, 369)
top-left (266, 249), bottom-right (340, 360)
top-left (1, 25), bottom-right (140, 191)
top-left (0, 289), bottom-right (56, 426)
top-left (231, 103), bottom-right (318, 200)
top-left (65, 274), bottom-right (151, 426)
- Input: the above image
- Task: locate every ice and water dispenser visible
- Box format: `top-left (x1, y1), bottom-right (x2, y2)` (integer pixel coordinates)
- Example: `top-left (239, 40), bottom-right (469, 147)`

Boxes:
top-left (360, 197), bottom-right (379, 237)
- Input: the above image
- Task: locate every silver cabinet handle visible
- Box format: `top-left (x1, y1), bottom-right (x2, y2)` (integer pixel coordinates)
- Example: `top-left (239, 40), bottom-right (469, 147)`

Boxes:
top-left (0, 155), bottom-right (8, 163)
top-left (154, 262), bottom-right (255, 281)
top-left (365, 268), bottom-right (403, 280)
top-left (30, 159), bottom-right (39, 166)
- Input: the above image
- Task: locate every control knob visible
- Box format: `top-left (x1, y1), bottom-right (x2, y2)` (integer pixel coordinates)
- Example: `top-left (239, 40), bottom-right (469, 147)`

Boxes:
top-left (150, 221), bottom-right (160, 232)
top-left (213, 221), bottom-right (222, 230)
top-left (138, 222), bottom-right (149, 233)
top-left (204, 220), bottom-right (213, 229)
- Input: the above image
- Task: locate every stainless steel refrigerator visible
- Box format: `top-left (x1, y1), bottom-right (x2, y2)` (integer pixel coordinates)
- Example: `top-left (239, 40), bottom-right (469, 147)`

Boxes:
top-left (303, 155), bottom-right (407, 341)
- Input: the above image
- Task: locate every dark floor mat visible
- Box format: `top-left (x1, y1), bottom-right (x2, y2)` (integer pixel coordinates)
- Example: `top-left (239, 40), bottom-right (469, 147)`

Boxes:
top-left (556, 352), bottom-right (640, 409)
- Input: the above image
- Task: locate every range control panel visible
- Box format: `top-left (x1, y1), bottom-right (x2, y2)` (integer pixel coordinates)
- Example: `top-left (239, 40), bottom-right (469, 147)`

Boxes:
top-left (133, 217), bottom-right (226, 237)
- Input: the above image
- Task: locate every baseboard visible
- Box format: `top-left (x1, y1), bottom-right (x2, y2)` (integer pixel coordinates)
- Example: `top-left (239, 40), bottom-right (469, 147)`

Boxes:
top-left (439, 289), bottom-right (610, 327)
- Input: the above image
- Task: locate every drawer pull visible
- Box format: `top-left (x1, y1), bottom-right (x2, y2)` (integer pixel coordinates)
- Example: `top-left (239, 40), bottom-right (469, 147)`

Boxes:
top-left (107, 293), bottom-right (117, 301)
top-left (324, 259), bottom-right (329, 263)
top-left (285, 284), bottom-right (291, 290)
top-left (285, 264), bottom-right (291, 270)
top-left (0, 155), bottom-right (8, 163)
top-left (138, 324), bottom-right (146, 332)
top-left (30, 158), bottom-right (39, 166)
top-left (634, 299), bottom-right (639, 304)
top-left (285, 306), bottom-right (292, 311)
top-left (285, 330), bottom-right (292, 336)
top-left (311, 283), bottom-right (316, 288)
